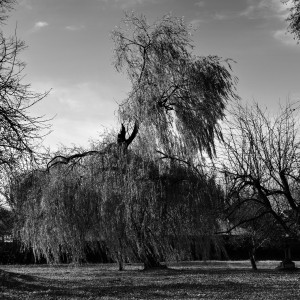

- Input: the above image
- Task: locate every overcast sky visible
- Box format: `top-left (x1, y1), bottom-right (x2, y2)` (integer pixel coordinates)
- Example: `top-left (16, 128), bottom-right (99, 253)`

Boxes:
top-left (5, 0), bottom-right (300, 150)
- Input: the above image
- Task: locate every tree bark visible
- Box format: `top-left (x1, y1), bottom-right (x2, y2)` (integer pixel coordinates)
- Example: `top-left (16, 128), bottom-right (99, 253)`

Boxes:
top-left (142, 245), bottom-right (166, 270)
top-left (117, 251), bottom-right (124, 271)
top-left (117, 122), bottom-right (139, 149)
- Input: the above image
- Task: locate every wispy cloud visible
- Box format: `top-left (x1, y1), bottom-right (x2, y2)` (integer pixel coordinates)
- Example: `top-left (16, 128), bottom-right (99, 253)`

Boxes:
top-left (239, 0), bottom-right (297, 46)
top-left (239, 4), bottom-right (255, 18)
top-left (189, 18), bottom-right (206, 28)
top-left (214, 12), bottom-right (232, 21)
top-left (65, 25), bottom-right (85, 31)
top-left (30, 81), bottom-right (118, 149)
top-left (116, 0), bottom-right (149, 9)
top-left (240, 0), bottom-right (293, 20)
top-left (273, 29), bottom-right (297, 46)
top-left (19, 0), bottom-right (32, 10)
top-left (98, 0), bottom-right (155, 9)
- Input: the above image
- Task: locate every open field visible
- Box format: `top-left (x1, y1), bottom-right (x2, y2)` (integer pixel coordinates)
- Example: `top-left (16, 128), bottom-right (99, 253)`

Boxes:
top-left (1, 261), bottom-right (300, 299)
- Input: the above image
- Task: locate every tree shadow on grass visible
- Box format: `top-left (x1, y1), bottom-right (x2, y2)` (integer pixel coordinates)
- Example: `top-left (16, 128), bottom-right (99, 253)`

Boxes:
top-left (0, 269), bottom-right (70, 299)
top-left (137, 266), bottom-right (281, 277)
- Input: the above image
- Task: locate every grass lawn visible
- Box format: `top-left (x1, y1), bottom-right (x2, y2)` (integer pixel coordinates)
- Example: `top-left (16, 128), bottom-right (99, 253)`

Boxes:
top-left (1, 261), bottom-right (300, 299)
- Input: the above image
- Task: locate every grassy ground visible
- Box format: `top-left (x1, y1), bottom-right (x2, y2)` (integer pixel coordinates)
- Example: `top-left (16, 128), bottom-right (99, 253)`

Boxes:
top-left (1, 261), bottom-right (300, 299)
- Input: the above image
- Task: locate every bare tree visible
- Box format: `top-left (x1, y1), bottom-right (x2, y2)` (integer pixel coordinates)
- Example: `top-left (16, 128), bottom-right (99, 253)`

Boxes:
top-left (0, 2), bottom-right (50, 260)
top-left (220, 102), bottom-right (300, 239)
top-left (0, 0), bottom-right (49, 178)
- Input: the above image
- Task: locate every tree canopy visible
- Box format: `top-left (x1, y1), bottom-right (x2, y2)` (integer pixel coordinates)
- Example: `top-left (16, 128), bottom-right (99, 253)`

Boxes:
top-left (286, 0), bottom-right (300, 42)
top-left (113, 13), bottom-right (239, 158)
top-left (12, 140), bottom-right (226, 268)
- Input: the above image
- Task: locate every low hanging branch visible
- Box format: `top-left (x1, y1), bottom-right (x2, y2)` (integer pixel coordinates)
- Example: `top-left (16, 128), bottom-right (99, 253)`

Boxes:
top-left (46, 150), bottom-right (102, 170)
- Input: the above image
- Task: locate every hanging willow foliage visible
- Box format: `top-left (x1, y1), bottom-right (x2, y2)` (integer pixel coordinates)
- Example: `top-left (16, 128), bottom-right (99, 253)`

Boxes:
top-left (10, 13), bottom-right (235, 269)
top-left (112, 12), bottom-right (239, 158)
top-left (11, 138), bottom-right (226, 268)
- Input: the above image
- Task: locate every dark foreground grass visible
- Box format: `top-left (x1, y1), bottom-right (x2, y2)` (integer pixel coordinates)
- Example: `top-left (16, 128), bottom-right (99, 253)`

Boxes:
top-left (1, 261), bottom-right (300, 299)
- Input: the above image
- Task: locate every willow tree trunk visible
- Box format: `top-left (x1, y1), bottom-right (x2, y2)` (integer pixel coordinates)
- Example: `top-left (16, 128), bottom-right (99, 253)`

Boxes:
top-left (142, 245), bottom-right (166, 270)
top-left (249, 248), bottom-right (257, 270)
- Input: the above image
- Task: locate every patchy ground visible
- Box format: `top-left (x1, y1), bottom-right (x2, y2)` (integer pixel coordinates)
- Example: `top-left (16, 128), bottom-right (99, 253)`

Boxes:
top-left (1, 261), bottom-right (300, 299)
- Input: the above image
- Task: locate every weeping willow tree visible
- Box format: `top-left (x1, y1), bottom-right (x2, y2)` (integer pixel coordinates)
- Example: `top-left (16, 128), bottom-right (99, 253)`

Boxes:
top-left (12, 12), bottom-right (238, 269)
top-left (11, 137), bottom-right (226, 269)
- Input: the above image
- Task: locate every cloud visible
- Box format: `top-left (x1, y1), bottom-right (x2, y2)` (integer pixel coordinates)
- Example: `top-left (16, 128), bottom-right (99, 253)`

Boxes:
top-left (273, 28), bottom-right (297, 46)
top-left (65, 25), bottom-right (85, 31)
top-left (214, 12), bottom-right (232, 21)
top-left (239, 0), bottom-right (297, 45)
top-left (189, 18), bottom-right (206, 28)
top-left (239, 4), bottom-right (255, 18)
top-left (53, 82), bottom-right (116, 119)
top-left (29, 81), bottom-right (119, 149)
top-left (115, 0), bottom-right (147, 9)
top-left (19, 0), bottom-right (33, 10)
top-left (98, 0), bottom-right (156, 9)
top-left (240, 0), bottom-right (293, 20)
top-left (29, 21), bottom-right (49, 34)
top-left (34, 21), bottom-right (49, 29)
